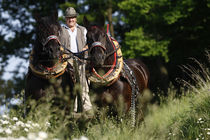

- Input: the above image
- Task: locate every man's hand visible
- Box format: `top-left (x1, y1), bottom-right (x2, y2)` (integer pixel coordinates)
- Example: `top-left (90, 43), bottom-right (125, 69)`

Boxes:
top-left (82, 45), bottom-right (88, 51)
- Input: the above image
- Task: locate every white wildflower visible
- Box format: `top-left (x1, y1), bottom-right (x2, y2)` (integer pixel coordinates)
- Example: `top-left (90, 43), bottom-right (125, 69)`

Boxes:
top-left (196, 138), bottom-right (199, 140)
top-left (12, 117), bottom-right (18, 121)
top-left (207, 132), bottom-right (210, 135)
top-left (34, 138), bottom-right (43, 140)
top-left (79, 136), bottom-right (88, 140)
top-left (1, 120), bottom-right (9, 125)
top-left (16, 121), bottom-right (25, 127)
top-left (27, 121), bottom-right (32, 124)
top-left (0, 127), bottom-right (4, 133)
top-left (18, 136), bottom-right (28, 140)
top-left (24, 128), bottom-right (29, 132)
top-left (45, 122), bottom-right (51, 127)
top-left (25, 123), bottom-right (31, 128)
top-left (32, 123), bottom-right (40, 128)
top-left (2, 114), bottom-right (9, 119)
top-left (11, 125), bottom-right (19, 131)
top-left (16, 121), bottom-right (23, 126)
top-left (27, 133), bottom-right (36, 140)
top-left (197, 118), bottom-right (205, 124)
top-left (5, 128), bottom-right (12, 134)
top-left (38, 131), bottom-right (48, 139)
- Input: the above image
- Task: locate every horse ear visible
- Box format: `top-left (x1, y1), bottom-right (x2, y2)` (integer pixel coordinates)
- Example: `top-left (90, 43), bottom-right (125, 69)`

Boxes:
top-left (52, 11), bottom-right (58, 21)
top-left (33, 12), bottom-right (40, 21)
top-left (83, 16), bottom-right (90, 29)
top-left (97, 15), bottom-right (105, 27)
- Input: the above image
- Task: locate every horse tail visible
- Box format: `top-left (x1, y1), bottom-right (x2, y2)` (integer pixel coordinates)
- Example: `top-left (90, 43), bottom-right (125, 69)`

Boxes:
top-left (136, 60), bottom-right (149, 88)
top-left (125, 59), bottom-right (149, 90)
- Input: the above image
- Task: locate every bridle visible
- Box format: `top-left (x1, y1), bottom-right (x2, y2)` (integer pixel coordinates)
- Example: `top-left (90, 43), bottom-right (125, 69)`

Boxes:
top-left (88, 26), bottom-right (121, 80)
top-left (37, 34), bottom-right (67, 72)
top-left (42, 35), bottom-right (61, 46)
top-left (88, 26), bottom-right (121, 62)
top-left (89, 41), bottom-right (106, 53)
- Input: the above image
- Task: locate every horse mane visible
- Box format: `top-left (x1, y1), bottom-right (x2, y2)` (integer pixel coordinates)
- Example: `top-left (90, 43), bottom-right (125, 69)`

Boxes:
top-left (35, 16), bottom-right (61, 46)
top-left (32, 14), bottom-right (61, 66)
top-left (88, 25), bottom-right (114, 56)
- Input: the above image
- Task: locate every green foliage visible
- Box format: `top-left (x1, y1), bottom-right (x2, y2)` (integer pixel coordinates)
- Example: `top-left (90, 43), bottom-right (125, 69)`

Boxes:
top-left (118, 0), bottom-right (210, 65)
top-left (118, 0), bottom-right (171, 61)
top-left (123, 27), bottom-right (169, 62)
top-left (2, 79), bottom-right (209, 139)
top-left (0, 2), bottom-right (210, 138)
top-left (0, 54), bottom-right (209, 139)
top-left (119, 0), bottom-right (153, 16)
top-left (1, 0), bottom-right (209, 97)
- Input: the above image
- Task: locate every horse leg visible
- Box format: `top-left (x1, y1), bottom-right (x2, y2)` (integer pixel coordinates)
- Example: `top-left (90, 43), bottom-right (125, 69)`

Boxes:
top-left (24, 69), bottom-right (48, 116)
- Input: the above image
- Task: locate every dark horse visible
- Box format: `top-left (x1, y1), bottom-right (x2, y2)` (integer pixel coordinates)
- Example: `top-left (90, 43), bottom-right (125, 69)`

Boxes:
top-left (83, 17), bottom-right (149, 125)
top-left (25, 13), bottom-right (75, 114)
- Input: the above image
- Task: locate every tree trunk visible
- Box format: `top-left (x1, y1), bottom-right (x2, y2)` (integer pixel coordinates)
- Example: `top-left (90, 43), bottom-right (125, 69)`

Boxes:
top-left (107, 0), bottom-right (114, 37)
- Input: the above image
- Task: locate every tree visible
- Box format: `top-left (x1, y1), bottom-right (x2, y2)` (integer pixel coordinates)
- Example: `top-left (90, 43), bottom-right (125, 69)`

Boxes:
top-left (0, 0), bottom-right (78, 101)
top-left (0, 0), bottom-right (209, 102)
top-left (118, 0), bottom-right (210, 93)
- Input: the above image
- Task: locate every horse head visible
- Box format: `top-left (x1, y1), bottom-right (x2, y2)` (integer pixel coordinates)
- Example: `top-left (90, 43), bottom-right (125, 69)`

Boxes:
top-left (83, 17), bottom-right (114, 68)
top-left (33, 12), bottom-right (62, 67)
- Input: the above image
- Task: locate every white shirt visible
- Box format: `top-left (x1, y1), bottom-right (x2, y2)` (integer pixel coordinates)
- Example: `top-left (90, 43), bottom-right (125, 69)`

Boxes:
top-left (68, 27), bottom-right (78, 53)
top-left (62, 24), bottom-right (87, 53)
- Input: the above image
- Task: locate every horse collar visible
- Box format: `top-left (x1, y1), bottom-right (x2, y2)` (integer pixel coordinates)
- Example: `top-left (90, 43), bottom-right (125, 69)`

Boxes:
top-left (92, 37), bottom-right (116, 78)
top-left (40, 55), bottom-right (62, 72)
top-left (29, 48), bottom-right (68, 79)
top-left (88, 39), bottom-right (123, 85)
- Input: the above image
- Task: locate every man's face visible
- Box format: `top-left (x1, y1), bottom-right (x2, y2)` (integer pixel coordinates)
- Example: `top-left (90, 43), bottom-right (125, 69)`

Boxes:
top-left (66, 17), bottom-right (77, 28)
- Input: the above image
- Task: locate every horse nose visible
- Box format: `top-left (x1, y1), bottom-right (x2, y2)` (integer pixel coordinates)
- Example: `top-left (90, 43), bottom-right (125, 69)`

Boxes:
top-left (95, 55), bottom-right (105, 65)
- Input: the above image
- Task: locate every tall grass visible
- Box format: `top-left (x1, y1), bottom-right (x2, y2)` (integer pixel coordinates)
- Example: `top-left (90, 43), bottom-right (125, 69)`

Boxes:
top-left (0, 51), bottom-right (210, 140)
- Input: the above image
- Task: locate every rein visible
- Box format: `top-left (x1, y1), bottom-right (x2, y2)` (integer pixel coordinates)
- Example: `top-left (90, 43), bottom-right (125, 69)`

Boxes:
top-left (40, 35), bottom-right (66, 72)
top-left (105, 37), bottom-right (122, 58)
top-left (88, 38), bottom-right (123, 85)
top-left (30, 34), bottom-right (69, 79)
top-left (91, 34), bottom-right (117, 79)
top-left (87, 24), bottom-right (124, 84)
top-left (38, 34), bottom-right (88, 71)
top-left (62, 46), bottom-right (89, 61)
top-left (29, 48), bottom-right (68, 79)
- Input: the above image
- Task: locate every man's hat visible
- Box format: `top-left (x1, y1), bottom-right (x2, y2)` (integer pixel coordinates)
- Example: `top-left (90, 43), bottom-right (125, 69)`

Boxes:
top-left (65, 7), bottom-right (78, 18)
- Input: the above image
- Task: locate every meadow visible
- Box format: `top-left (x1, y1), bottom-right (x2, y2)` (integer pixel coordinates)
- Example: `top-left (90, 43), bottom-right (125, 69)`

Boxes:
top-left (0, 54), bottom-right (209, 140)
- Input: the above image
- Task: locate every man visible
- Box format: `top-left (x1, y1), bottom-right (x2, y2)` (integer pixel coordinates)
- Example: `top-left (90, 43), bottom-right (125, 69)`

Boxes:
top-left (59, 7), bottom-right (92, 113)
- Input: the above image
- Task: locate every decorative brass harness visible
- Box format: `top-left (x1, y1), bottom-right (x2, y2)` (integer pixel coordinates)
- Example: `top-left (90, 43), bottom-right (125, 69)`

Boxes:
top-left (87, 37), bottom-right (123, 86)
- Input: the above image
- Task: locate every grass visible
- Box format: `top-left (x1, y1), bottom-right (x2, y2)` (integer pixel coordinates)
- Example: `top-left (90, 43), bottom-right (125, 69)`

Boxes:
top-left (0, 52), bottom-right (209, 140)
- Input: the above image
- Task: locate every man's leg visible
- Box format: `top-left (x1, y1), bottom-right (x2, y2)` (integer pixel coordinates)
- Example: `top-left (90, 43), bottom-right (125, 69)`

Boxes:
top-left (79, 64), bottom-right (92, 112)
